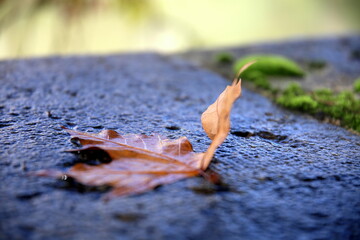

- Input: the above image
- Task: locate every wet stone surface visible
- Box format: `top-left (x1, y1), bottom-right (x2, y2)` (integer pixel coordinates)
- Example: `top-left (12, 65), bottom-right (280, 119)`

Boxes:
top-left (0, 52), bottom-right (359, 240)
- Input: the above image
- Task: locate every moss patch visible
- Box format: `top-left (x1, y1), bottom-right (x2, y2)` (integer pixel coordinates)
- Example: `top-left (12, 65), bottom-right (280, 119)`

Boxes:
top-left (276, 83), bottom-right (360, 132)
top-left (214, 52), bottom-right (234, 64)
top-left (354, 78), bottom-right (360, 93)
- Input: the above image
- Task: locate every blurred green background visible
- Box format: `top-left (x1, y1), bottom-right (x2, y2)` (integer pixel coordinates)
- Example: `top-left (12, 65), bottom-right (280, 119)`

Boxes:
top-left (0, 0), bottom-right (359, 59)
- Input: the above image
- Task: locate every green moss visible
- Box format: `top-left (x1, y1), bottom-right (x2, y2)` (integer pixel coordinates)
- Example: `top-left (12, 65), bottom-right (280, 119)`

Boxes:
top-left (276, 83), bottom-right (317, 113)
top-left (253, 77), bottom-right (271, 90)
top-left (313, 88), bottom-right (333, 98)
top-left (282, 82), bottom-right (305, 96)
top-left (233, 54), bottom-right (305, 78)
top-left (276, 83), bottom-right (360, 132)
top-left (277, 83), bottom-right (315, 111)
top-left (214, 52), bottom-right (234, 64)
top-left (330, 91), bottom-right (359, 120)
top-left (243, 70), bottom-right (271, 89)
top-left (277, 95), bottom-right (318, 112)
top-left (354, 78), bottom-right (360, 93)
top-left (316, 91), bottom-right (360, 131)
top-left (244, 70), bottom-right (264, 80)
top-left (335, 91), bottom-right (355, 108)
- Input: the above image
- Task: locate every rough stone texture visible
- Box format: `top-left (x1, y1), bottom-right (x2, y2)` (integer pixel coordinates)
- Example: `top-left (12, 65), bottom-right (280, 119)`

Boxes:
top-left (0, 49), bottom-right (359, 239)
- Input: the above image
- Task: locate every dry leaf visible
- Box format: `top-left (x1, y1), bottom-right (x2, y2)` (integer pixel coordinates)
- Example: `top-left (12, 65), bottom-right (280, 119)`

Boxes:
top-left (37, 128), bottom-right (204, 200)
top-left (37, 61), bottom-right (255, 199)
top-left (200, 61), bottom-right (255, 168)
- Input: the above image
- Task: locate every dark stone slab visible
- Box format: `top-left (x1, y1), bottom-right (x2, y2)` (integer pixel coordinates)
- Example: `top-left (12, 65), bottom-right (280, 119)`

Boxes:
top-left (0, 52), bottom-right (359, 240)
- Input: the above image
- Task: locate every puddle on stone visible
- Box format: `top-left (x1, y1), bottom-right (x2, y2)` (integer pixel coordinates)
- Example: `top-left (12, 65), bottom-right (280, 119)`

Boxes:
top-left (165, 125), bottom-right (181, 131)
top-left (231, 131), bottom-right (254, 138)
top-left (257, 131), bottom-right (287, 141)
top-left (231, 130), bottom-right (287, 142)
top-left (16, 191), bottom-right (43, 201)
top-left (113, 213), bottom-right (145, 222)
top-left (89, 125), bottom-right (103, 129)
top-left (0, 122), bottom-right (13, 128)
top-left (65, 122), bottom-right (76, 127)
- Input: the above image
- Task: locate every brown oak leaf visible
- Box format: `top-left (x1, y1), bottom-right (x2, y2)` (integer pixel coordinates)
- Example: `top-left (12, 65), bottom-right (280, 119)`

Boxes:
top-left (37, 129), bottom-right (204, 200)
top-left (37, 61), bottom-right (255, 199)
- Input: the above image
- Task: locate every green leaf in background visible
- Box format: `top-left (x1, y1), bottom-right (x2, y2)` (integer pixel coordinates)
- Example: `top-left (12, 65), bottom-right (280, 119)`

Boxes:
top-left (233, 54), bottom-right (305, 79)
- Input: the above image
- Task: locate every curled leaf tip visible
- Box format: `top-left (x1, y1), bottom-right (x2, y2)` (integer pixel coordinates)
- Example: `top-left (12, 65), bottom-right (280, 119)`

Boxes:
top-left (234, 60), bottom-right (256, 83)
